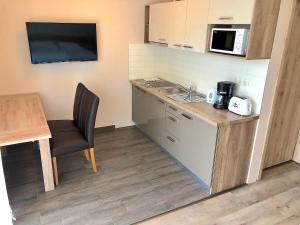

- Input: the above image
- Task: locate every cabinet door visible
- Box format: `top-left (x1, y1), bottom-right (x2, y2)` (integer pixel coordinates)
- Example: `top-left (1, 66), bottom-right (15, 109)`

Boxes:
top-left (184, 0), bottom-right (210, 52)
top-left (147, 96), bottom-right (166, 146)
top-left (132, 86), bottom-right (150, 133)
top-left (208, 0), bottom-right (256, 24)
top-left (178, 112), bottom-right (217, 187)
top-left (149, 2), bottom-right (171, 44)
top-left (168, 1), bottom-right (187, 48)
top-left (132, 86), bottom-right (144, 127)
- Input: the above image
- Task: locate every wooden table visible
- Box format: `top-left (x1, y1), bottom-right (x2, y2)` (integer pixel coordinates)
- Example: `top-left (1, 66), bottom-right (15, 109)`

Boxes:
top-left (0, 93), bottom-right (54, 192)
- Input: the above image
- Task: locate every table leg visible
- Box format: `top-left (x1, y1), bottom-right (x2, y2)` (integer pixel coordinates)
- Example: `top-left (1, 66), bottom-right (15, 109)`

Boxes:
top-left (38, 139), bottom-right (55, 192)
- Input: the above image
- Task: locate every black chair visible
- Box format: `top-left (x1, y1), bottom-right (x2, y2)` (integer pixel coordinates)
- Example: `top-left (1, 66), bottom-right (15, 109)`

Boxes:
top-left (47, 83), bottom-right (86, 134)
top-left (50, 87), bottom-right (100, 185)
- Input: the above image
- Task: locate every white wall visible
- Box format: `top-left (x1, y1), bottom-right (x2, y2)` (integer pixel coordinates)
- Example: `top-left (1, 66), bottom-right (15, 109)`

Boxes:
top-left (0, 0), bottom-right (168, 128)
top-left (129, 44), bottom-right (269, 114)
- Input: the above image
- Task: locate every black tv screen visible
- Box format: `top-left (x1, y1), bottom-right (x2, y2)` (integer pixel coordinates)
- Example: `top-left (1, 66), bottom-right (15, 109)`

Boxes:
top-left (26, 22), bottom-right (98, 64)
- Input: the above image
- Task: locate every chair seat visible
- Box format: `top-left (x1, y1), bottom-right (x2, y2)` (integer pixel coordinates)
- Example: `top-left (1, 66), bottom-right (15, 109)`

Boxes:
top-left (48, 120), bottom-right (79, 134)
top-left (50, 131), bottom-right (89, 156)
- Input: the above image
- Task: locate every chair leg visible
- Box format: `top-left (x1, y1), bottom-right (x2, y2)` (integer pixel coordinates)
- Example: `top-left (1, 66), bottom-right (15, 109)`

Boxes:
top-left (52, 157), bottom-right (59, 185)
top-left (84, 149), bottom-right (90, 161)
top-left (0, 147), bottom-right (7, 157)
top-left (89, 148), bottom-right (98, 173)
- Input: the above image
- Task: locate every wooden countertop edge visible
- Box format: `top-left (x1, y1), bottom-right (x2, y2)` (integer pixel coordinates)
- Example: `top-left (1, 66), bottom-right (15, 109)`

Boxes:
top-left (130, 80), bottom-right (259, 127)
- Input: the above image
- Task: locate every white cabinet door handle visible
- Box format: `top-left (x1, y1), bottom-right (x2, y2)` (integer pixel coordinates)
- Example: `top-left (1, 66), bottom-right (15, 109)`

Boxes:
top-left (173, 44), bottom-right (182, 47)
top-left (182, 113), bottom-right (193, 120)
top-left (183, 45), bottom-right (194, 49)
top-left (167, 136), bottom-right (175, 143)
top-left (158, 38), bottom-right (167, 43)
top-left (218, 16), bottom-right (234, 20)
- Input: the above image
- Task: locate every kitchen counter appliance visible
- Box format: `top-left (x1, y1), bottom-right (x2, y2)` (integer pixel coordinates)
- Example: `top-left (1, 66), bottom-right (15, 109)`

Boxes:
top-left (213, 81), bottom-right (235, 109)
top-left (210, 28), bottom-right (249, 56)
top-left (228, 96), bottom-right (253, 116)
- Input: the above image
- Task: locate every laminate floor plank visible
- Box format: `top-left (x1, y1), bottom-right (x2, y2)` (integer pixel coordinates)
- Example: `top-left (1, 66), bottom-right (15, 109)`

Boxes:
top-left (138, 162), bottom-right (300, 225)
top-left (3, 127), bottom-right (209, 225)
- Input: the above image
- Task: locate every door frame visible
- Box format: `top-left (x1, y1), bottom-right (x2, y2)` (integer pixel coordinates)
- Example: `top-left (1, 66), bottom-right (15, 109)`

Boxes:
top-left (293, 132), bottom-right (300, 163)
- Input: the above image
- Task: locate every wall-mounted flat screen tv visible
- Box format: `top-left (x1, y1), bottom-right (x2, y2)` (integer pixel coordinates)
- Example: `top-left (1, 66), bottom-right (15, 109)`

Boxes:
top-left (26, 22), bottom-right (98, 64)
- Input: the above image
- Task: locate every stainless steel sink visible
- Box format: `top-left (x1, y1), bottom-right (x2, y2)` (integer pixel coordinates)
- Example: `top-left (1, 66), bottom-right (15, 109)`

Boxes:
top-left (143, 79), bottom-right (206, 103)
top-left (143, 80), bottom-right (176, 88)
top-left (158, 86), bottom-right (187, 95)
top-left (167, 93), bottom-right (206, 103)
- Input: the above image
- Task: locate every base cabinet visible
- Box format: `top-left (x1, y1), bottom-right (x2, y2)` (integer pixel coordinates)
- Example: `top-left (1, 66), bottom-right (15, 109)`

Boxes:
top-left (178, 112), bottom-right (217, 187)
top-left (133, 86), bottom-right (166, 146)
top-left (133, 86), bottom-right (217, 188)
top-left (132, 86), bottom-right (148, 130)
top-left (132, 84), bottom-right (257, 193)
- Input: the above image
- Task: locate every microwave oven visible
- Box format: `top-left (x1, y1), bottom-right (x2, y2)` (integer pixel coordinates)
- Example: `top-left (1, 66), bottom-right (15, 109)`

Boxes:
top-left (210, 28), bottom-right (249, 56)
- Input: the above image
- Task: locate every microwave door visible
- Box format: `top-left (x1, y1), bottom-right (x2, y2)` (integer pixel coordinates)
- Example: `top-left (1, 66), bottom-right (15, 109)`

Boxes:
top-left (211, 30), bottom-right (236, 54)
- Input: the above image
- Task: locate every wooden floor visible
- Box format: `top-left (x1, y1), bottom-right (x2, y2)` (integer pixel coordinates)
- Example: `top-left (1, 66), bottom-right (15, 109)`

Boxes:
top-left (138, 162), bottom-right (300, 225)
top-left (3, 127), bottom-right (209, 225)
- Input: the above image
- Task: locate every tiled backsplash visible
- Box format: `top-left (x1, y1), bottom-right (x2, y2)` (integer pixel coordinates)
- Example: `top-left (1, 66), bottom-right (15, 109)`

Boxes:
top-left (129, 44), bottom-right (269, 113)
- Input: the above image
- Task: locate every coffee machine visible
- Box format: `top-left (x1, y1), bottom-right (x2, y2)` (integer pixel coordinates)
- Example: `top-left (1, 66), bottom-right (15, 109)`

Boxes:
top-left (213, 81), bottom-right (235, 109)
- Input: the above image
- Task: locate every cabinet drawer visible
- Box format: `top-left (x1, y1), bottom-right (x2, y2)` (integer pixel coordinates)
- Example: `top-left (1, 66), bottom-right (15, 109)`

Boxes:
top-left (164, 133), bottom-right (180, 159)
top-left (167, 104), bottom-right (181, 116)
top-left (166, 112), bottom-right (181, 139)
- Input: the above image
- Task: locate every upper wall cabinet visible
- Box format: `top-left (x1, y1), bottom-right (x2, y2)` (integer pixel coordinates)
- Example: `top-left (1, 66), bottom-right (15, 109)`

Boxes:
top-left (149, 2), bottom-right (172, 44)
top-left (168, 1), bottom-right (188, 48)
top-left (184, 0), bottom-right (210, 52)
top-left (147, 0), bottom-right (281, 60)
top-left (148, 0), bottom-right (210, 53)
top-left (246, 0), bottom-right (281, 59)
top-left (208, 0), bottom-right (256, 24)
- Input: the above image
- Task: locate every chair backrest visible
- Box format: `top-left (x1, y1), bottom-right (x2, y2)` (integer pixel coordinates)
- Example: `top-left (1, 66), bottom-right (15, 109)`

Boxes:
top-left (73, 83), bottom-right (86, 126)
top-left (78, 88), bottom-right (99, 148)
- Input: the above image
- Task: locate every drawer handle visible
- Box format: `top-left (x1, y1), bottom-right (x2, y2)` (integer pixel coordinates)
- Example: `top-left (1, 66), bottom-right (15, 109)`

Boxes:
top-left (168, 116), bottom-right (177, 122)
top-left (158, 99), bottom-right (165, 104)
top-left (158, 38), bottom-right (167, 42)
top-left (218, 16), bottom-right (234, 20)
top-left (169, 106), bottom-right (177, 111)
top-left (182, 113), bottom-right (193, 120)
top-left (167, 136), bottom-right (175, 143)
top-left (183, 45), bottom-right (194, 49)
top-left (173, 44), bottom-right (182, 47)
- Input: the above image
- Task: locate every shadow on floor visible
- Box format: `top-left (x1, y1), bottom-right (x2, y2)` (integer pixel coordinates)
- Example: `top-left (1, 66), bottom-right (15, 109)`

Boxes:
top-left (3, 127), bottom-right (209, 225)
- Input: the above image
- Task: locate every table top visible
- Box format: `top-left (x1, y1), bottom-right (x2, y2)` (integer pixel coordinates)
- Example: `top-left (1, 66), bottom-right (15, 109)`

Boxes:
top-left (0, 93), bottom-right (51, 146)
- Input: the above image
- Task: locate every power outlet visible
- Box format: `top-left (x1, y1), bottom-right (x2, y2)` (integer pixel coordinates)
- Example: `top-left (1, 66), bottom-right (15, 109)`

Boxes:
top-left (242, 78), bottom-right (250, 87)
top-left (235, 77), bottom-right (251, 87)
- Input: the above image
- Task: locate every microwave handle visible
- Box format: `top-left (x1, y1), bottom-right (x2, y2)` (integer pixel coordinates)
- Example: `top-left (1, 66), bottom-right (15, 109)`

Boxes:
top-left (218, 16), bottom-right (234, 20)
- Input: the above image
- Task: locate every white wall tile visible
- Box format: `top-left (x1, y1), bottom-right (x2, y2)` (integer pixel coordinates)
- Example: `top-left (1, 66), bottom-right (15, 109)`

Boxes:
top-left (129, 44), bottom-right (269, 114)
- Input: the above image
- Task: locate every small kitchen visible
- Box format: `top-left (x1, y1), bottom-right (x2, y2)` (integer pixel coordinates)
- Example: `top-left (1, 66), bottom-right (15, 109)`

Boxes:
top-left (2, 0), bottom-right (300, 224)
top-left (129, 0), bottom-right (280, 195)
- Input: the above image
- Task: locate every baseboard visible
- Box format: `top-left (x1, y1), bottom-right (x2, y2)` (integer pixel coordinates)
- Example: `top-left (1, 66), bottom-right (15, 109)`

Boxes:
top-left (94, 125), bottom-right (116, 133)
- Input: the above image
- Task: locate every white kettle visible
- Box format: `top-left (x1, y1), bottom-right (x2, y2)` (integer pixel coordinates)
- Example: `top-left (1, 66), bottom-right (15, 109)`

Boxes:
top-left (206, 89), bottom-right (218, 104)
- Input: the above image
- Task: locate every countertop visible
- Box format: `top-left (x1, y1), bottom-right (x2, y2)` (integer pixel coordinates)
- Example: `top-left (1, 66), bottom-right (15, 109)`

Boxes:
top-left (131, 79), bottom-right (259, 127)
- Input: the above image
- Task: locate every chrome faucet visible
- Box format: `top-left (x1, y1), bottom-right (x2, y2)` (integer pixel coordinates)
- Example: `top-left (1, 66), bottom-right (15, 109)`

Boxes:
top-left (184, 86), bottom-right (193, 102)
